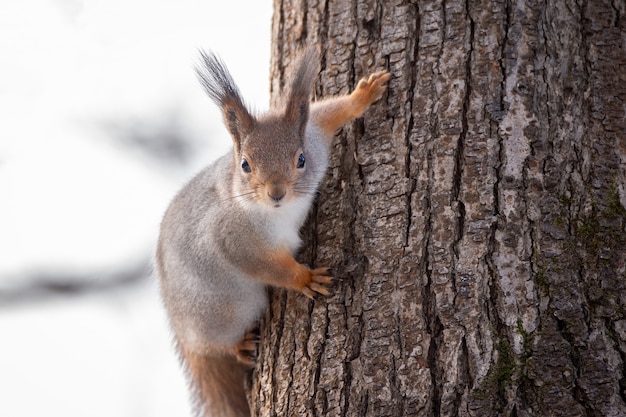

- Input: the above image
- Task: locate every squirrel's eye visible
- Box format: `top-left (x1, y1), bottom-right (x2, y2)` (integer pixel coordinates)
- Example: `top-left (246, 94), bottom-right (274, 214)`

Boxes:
top-left (296, 153), bottom-right (306, 169)
top-left (241, 158), bottom-right (251, 173)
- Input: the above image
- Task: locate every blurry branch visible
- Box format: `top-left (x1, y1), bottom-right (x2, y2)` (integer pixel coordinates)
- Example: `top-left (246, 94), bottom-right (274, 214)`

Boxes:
top-left (103, 109), bottom-right (204, 168)
top-left (0, 258), bottom-right (152, 307)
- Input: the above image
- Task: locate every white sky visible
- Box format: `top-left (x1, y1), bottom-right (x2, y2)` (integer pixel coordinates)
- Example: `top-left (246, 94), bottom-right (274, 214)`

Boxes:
top-left (0, 0), bottom-right (272, 281)
top-left (0, 1), bottom-right (272, 416)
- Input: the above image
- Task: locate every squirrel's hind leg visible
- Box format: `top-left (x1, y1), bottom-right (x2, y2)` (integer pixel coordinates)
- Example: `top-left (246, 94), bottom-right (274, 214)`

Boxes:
top-left (233, 330), bottom-right (261, 366)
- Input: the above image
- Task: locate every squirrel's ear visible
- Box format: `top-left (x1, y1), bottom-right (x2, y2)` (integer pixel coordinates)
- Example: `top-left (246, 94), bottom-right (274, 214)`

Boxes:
top-left (285, 99), bottom-right (309, 139)
top-left (196, 50), bottom-right (256, 152)
top-left (284, 48), bottom-right (320, 137)
top-left (221, 103), bottom-right (255, 152)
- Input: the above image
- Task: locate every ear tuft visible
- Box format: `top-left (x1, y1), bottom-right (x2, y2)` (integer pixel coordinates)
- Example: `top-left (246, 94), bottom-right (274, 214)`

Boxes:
top-left (196, 50), bottom-right (256, 151)
top-left (284, 48), bottom-right (320, 137)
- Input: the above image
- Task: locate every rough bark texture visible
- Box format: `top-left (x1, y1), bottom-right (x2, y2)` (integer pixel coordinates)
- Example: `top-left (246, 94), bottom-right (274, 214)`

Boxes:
top-left (250, 0), bottom-right (626, 416)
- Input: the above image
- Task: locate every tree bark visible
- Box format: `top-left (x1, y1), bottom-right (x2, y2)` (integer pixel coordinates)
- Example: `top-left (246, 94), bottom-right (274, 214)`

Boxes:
top-left (250, 0), bottom-right (626, 416)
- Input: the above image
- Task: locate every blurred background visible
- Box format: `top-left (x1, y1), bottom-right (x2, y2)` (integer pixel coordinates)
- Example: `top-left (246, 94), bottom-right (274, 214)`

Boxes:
top-left (0, 0), bottom-right (271, 415)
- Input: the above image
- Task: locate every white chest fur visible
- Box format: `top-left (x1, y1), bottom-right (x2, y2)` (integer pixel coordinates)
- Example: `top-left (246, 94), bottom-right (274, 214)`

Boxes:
top-left (265, 195), bottom-right (314, 252)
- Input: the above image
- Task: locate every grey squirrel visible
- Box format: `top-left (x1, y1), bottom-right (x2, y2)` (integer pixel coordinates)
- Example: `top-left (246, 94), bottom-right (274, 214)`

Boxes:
top-left (156, 48), bottom-right (390, 417)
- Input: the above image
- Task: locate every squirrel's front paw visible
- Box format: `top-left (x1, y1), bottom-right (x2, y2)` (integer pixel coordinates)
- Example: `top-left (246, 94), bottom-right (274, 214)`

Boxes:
top-left (354, 70), bottom-right (391, 105)
top-left (300, 267), bottom-right (334, 299)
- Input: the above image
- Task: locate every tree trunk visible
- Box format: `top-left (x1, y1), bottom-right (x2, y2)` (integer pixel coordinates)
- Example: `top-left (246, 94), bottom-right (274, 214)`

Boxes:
top-left (250, 0), bottom-right (626, 416)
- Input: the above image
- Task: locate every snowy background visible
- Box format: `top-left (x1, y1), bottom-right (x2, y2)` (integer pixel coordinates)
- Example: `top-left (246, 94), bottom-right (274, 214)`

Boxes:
top-left (0, 0), bottom-right (271, 415)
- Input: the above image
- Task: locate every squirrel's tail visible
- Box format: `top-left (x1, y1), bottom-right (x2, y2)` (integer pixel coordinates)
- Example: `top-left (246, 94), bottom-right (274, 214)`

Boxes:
top-left (181, 348), bottom-right (250, 417)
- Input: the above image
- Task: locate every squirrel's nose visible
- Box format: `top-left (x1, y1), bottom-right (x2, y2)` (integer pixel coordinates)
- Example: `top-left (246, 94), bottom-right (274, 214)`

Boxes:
top-left (268, 189), bottom-right (286, 202)
top-left (266, 176), bottom-right (287, 203)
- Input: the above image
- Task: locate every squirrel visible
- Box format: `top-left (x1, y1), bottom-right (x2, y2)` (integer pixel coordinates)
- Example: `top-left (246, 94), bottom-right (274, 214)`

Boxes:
top-left (156, 47), bottom-right (390, 417)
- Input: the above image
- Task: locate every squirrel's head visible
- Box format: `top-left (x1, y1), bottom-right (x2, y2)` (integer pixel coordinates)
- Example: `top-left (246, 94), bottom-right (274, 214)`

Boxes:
top-left (196, 49), bottom-right (320, 209)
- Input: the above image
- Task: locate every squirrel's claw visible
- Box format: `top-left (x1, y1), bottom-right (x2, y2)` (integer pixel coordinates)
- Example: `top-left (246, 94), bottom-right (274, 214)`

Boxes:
top-left (312, 273), bottom-right (333, 285)
top-left (302, 286), bottom-right (317, 299)
top-left (309, 282), bottom-right (332, 296)
top-left (301, 267), bottom-right (335, 298)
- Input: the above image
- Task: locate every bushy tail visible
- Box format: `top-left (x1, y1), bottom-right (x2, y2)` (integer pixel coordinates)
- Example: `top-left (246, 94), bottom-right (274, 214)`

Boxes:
top-left (182, 349), bottom-right (250, 417)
